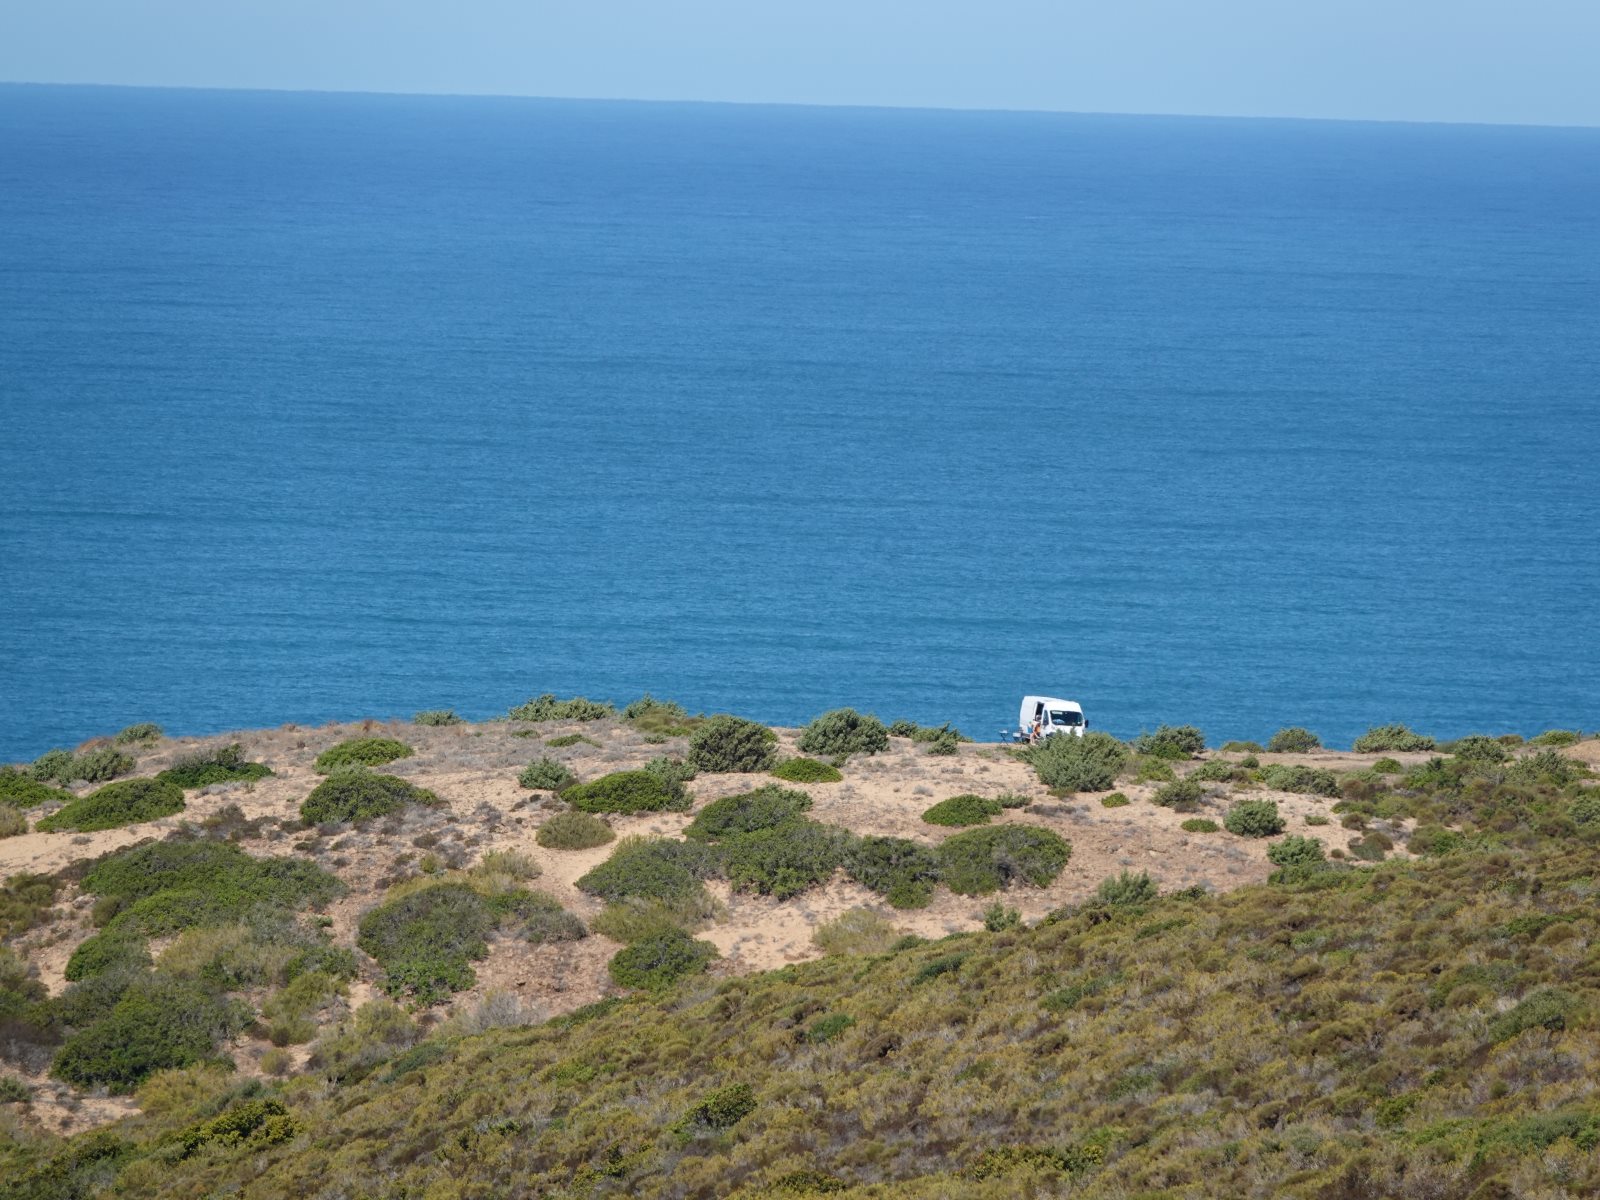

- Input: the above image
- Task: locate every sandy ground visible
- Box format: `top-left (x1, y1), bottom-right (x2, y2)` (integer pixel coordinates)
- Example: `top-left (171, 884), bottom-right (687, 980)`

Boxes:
top-left (0, 717), bottom-right (1577, 1134)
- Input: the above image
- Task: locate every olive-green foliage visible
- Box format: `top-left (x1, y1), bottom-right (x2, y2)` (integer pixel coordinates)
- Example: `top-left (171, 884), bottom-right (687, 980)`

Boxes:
top-left (51, 976), bottom-right (250, 1092)
top-left (1133, 724), bottom-right (1206, 760)
top-left (684, 786), bottom-right (812, 842)
top-left (412, 709), bottom-right (463, 726)
top-left (114, 723), bottom-right (164, 746)
top-left (1261, 763), bottom-right (1340, 796)
top-left (687, 715), bottom-right (779, 773)
top-left (313, 737), bottom-right (413, 773)
top-left (983, 902), bottom-right (1022, 931)
top-left (1099, 792), bottom-right (1130, 808)
top-left (31, 745), bottom-right (136, 784)
top-left (1449, 734), bottom-right (1511, 763)
top-left (1181, 818), bottom-right (1219, 833)
top-left (1023, 731), bottom-right (1129, 792)
top-left (520, 893), bottom-right (588, 946)
top-left (1094, 871), bottom-right (1157, 907)
top-left (641, 755), bottom-right (697, 789)
top-left (307, 999), bottom-right (419, 1084)
top-left (157, 744), bottom-right (272, 789)
top-left (0, 872), bottom-right (59, 939)
top-left (536, 811), bottom-right (615, 850)
top-left (64, 931), bottom-right (152, 981)
top-left (845, 836), bottom-right (942, 909)
top-left (576, 837), bottom-right (721, 905)
top-left (936, 825), bottom-right (1071, 895)
top-left (358, 883), bottom-right (496, 1005)
top-left (720, 823), bottom-right (853, 900)
top-left (803, 1013), bottom-right (857, 1044)
top-left (0, 1075), bottom-right (30, 1103)
top-left (623, 695), bottom-right (701, 737)
top-left (1188, 759), bottom-right (1245, 783)
top-left (1487, 989), bottom-right (1580, 1043)
top-left (0, 807), bottom-right (25, 838)
top-left (1507, 748), bottom-right (1586, 788)
top-left (920, 794), bottom-right (1002, 827)
top-left (676, 1082), bottom-right (755, 1133)
top-left (608, 928), bottom-right (716, 990)
top-left (1530, 729), bottom-right (1581, 746)
top-left (564, 770), bottom-right (687, 814)
top-left (1225, 799), bottom-right (1285, 837)
top-left (0, 766), bottom-right (74, 809)
top-left (1151, 778), bottom-right (1205, 811)
top-left (812, 907), bottom-right (903, 955)
top-left (1267, 835), bottom-right (1326, 868)
top-left (261, 970), bottom-right (344, 1045)
top-left (1570, 793), bottom-right (1600, 826)
top-left (546, 733), bottom-right (601, 749)
top-left (1352, 723), bottom-right (1436, 752)
top-left (169, 1098), bottom-right (298, 1159)
top-left (1266, 726), bottom-right (1322, 753)
top-left (508, 694), bottom-right (615, 722)
top-left (518, 756), bottom-right (576, 791)
top-left (300, 769), bottom-right (437, 824)
top-left (796, 709), bottom-right (889, 757)
top-left (887, 720), bottom-right (919, 738)
top-left (35, 778), bottom-right (185, 832)
top-left (1221, 740), bottom-right (1265, 753)
top-left (1371, 757), bottom-right (1404, 774)
top-left (770, 757), bottom-right (843, 783)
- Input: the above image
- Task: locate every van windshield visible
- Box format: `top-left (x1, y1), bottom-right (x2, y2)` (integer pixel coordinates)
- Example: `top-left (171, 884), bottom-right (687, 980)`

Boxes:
top-left (1048, 710), bottom-right (1082, 726)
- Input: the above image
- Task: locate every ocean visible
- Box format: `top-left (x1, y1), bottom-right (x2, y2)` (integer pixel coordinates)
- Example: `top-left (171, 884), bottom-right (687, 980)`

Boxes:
top-left (2, 84), bottom-right (1597, 759)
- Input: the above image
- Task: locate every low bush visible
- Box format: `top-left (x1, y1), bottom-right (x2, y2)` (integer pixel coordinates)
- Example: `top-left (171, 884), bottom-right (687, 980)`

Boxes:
top-left (623, 695), bottom-right (700, 737)
top-left (590, 898), bottom-right (699, 943)
top-left (64, 931), bottom-right (151, 981)
top-left (1266, 727), bottom-right (1322, 753)
top-left (307, 999), bottom-right (419, 1084)
top-left (0, 767), bottom-right (74, 809)
top-left (721, 822), bottom-right (855, 899)
top-left (804, 1013), bottom-right (857, 1044)
top-left (1371, 757), bottom-right (1404, 774)
top-left (1487, 988), bottom-right (1580, 1043)
top-left (33, 746), bottom-right (137, 785)
top-left (35, 778), bottom-right (185, 832)
top-left (1225, 799), bottom-right (1285, 838)
top-left (1100, 792), bottom-right (1130, 808)
top-left (608, 928), bottom-right (716, 990)
top-left (642, 755), bottom-right (697, 789)
top-left (921, 794), bottom-right (1003, 827)
top-left (520, 892), bottom-right (588, 945)
top-left (536, 811), bottom-right (615, 850)
top-left (676, 1082), bottom-right (756, 1135)
top-left (1261, 764), bottom-right (1340, 797)
top-left (51, 976), bottom-right (250, 1092)
top-left (1353, 724), bottom-right (1436, 753)
top-left (846, 836), bottom-right (943, 908)
top-left (546, 733), bottom-right (600, 748)
top-left (0, 807), bottom-right (25, 838)
top-left (576, 837), bottom-right (721, 905)
top-left (1151, 778), bottom-right (1205, 811)
top-left (114, 723), bottom-right (164, 746)
top-left (1024, 732), bottom-right (1129, 792)
top-left (684, 785), bottom-right (811, 841)
top-left (262, 970), bottom-right (344, 1045)
top-left (687, 715), bottom-right (778, 773)
top-left (157, 744), bottom-right (272, 789)
top-left (1507, 749), bottom-right (1586, 788)
top-left (508, 694), bottom-right (614, 722)
top-left (1530, 729), bottom-right (1581, 746)
top-left (798, 709), bottom-right (889, 758)
top-left (1, 873), bottom-right (60, 938)
top-left (983, 902), bottom-right (1022, 931)
top-left (812, 907), bottom-right (903, 955)
top-left (1095, 871), bottom-right (1158, 907)
top-left (358, 882), bottom-right (496, 1004)
top-left (1181, 818), bottom-right (1219, 833)
top-left (1267, 835), bottom-right (1326, 868)
top-left (301, 770), bottom-right (438, 824)
top-left (314, 737), bottom-right (413, 773)
top-left (771, 757), bottom-right (843, 783)
top-left (564, 770), bottom-right (687, 814)
top-left (937, 826), bottom-right (1071, 895)
top-left (518, 757), bottom-right (576, 791)
top-left (170, 1097), bottom-right (298, 1159)
top-left (1133, 725), bottom-right (1206, 760)
top-left (413, 709), bottom-right (462, 726)
top-left (1569, 793), bottom-right (1600, 826)
top-left (1189, 760), bottom-right (1245, 783)
top-left (1221, 741), bottom-right (1264, 753)
top-left (1448, 734), bottom-right (1510, 763)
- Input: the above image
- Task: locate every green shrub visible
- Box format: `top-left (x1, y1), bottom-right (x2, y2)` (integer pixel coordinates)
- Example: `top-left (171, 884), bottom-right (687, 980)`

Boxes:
top-left (846, 836), bottom-right (943, 908)
top-left (685, 785), bottom-right (812, 841)
top-left (771, 757), bottom-right (843, 783)
top-left (721, 822), bottom-right (855, 898)
top-left (114, 723), bottom-right (164, 746)
top-left (1507, 749), bottom-right (1585, 788)
top-left (1371, 757), bottom-right (1404, 774)
top-left (813, 907), bottom-right (904, 954)
top-left (888, 720), bottom-right (918, 738)
top-left (261, 971), bottom-right (343, 1045)
top-left (1487, 989), bottom-right (1580, 1043)
top-left (1350, 832), bottom-right (1392, 861)
top-left (1530, 729), bottom-right (1581, 747)
top-left (642, 755), bottom-right (697, 789)
top-left (1, 873), bottom-right (60, 939)
top-left (687, 715), bottom-right (778, 773)
top-left (983, 902), bottom-right (1022, 931)
top-left (31, 746), bottom-right (137, 785)
top-left (0, 807), bottom-right (25, 838)
top-left (314, 737), bottom-right (413, 773)
top-left (576, 837), bottom-right (721, 905)
top-left (624, 695), bottom-right (702, 737)
top-left (301, 770), bottom-right (437, 824)
top-left (1267, 835), bottom-right (1326, 868)
top-left (306, 999), bottom-right (419, 1084)
top-left (157, 744), bottom-right (272, 789)
top-left (507, 694), bottom-right (614, 722)
top-left (564, 770), bottom-right (687, 814)
top-left (1151, 778), bottom-right (1205, 811)
top-left (913, 953), bottom-right (968, 985)
top-left (1189, 759), bottom-right (1244, 783)
top-left (1133, 725), bottom-right (1206, 760)
top-left (1181, 818), bottom-right (1219, 833)
top-left (170, 1098), bottom-right (298, 1159)
top-left (1134, 757), bottom-right (1177, 783)
top-left (1225, 799), bottom-right (1285, 838)
top-left (536, 811), bottom-right (615, 850)
top-left (1261, 764), bottom-right (1340, 797)
top-left (546, 733), bottom-right (601, 749)
top-left (1569, 793), bottom-right (1600, 826)
top-left (1304, 813), bottom-right (1331, 826)
top-left (1024, 731), bottom-right (1129, 792)
top-left (1100, 792), bottom-right (1130, 808)
top-left (608, 928), bottom-right (716, 991)
top-left (518, 757), bottom-right (576, 791)
top-left (676, 1082), bottom-right (756, 1133)
top-left (35, 778), bottom-right (185, 832)
top-left (51, 976), bottom-right (250, 1093)
top-left (64, 931), bottom-right (151, 981)
top-left (1095, 871), bottom-right (1157, 907)
top-left (1353, 724), bottom-right (1436, 753)
top-left (520, 893), bottom-right (588, 945)
top-left (358, 882), bottom-right (495, 1004)
top-left (1449, 734), bottom-right (1511, 763)
top-left (937, 826), bottom-right (1071, 895)
top-left (0, 766), bottom-right (74, 809)
top-left (1221, 741), bottom-right (1264, 753)
top-left (921, 794), bottom-right (1003, 827)
top-left (413, 709), bottom-right (462, 726)
top-left (0, 1075), bottom-right (31, 1103)
top-left (804, 1013), bottom-right (857, 1044)
top-left (1267, 727), bottom-right (1321, 753)
top-left (797, 709), bottom-right (889, 757)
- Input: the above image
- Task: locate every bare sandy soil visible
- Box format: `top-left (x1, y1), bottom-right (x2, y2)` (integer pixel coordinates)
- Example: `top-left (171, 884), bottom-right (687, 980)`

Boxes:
top-left (0, 717), bottom-right (1521, 1132)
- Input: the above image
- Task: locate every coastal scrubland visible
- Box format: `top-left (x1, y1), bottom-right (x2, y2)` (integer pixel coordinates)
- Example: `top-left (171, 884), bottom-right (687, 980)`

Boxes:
top-left (1, 707), bottom-right (1597, 1198)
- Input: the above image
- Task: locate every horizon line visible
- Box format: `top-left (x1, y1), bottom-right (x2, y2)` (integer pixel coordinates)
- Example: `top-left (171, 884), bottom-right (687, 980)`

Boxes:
top-left (3, 78), bottom-right (1597, 134)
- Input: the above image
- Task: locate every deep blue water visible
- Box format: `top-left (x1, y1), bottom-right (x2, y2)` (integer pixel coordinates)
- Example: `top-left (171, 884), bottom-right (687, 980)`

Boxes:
top-left (2, 84), bottom-right (1598, 759)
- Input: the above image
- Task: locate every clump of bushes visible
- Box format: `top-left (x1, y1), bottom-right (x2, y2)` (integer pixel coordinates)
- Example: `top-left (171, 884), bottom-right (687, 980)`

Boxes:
top-left (301, 770), bottom-right (438, 824)
top-left (846, 836), bottom-right (942, 908)
top-left (797, 709), bottom-right (889, 758)
top-left (684, 785), bottom-right (811, 841)
top-left (413, 710), bottom-right (462, 726)
top-left (1370, 757), bottom-right (1403, 774)
top-left (536, 811), bottom-right (615, 850)
top-left (1100, 792), bottom-right (1130, 808)
top-left (1095, 871), bottom-right (1158, 908)
top-left (546, 733), bottom-right (600, 749)
top-left (314, 737), bottom-right (413, 773)
top-left (507, 694), bottom-right (614, 722)
top-left (0, 807), bottom-right (26, 838)
top-left (576, 837), bottom-right (721, 906)
top-left (720, 822), bottom-right (854, 899)
top-left (1224, 799), bottom-right (1284, 837)
top-left (1447, 734), bottom-right (1510, 763)
top-left (1024, 731), bottom-right (1129, 792)
top-left (813, 907), bottom-right (903, 954)
top-left (0, 767), bottom-right (74, 809)
top-left (1507, 749), bottom-right (1585, 788)
top-left (51, 976), bottom-right (250, 1092)
top-left (1529, 729), bottom-right (1581, 747)
top-left (642, 755), bottom-right (696, 789)
top-left (687, 715), bottom-right (778, 773)
top-left (1353, 724), bottom-right (1436, 753)
top-left (1189, 760), bottom-right (1245, 783)
top-left (1151, 778), bottom-right (1205, 812)
top-left (31, 746), bottom-right (136, 785)
top-left (1267, 835), bottom-right (1326, 868)
top-left (564, 770), bottom-right (688, 814)
top-left (157, 744), bottom-right (272, 789)
top-left (921, 794), bottom-right (1003, 827)
top-left (1133, 725), bottom-right (1207, 760)
top-left (1221, 740), bottom-right (1264, 753)
top-left (1267, 727), bottom-right (1321, 753)
top-left (623, 695), bottom-right (700, 737)
top-left (1260, 764), bottom-right (1340, 797)
top-left (771, 757), bottom-right (842, 783)
top-left (1181, 818), bottom-right (1219, 833)
top-left (936, 826), bottom-right (1071, 895)
top-left (35, 778), bottom-right (185, 832)
top-left (608, 928), bottom-right (717, 990)
top-left (518, 757), bottom-right (576, 791)
top-left (114, 723), bottom-right (164, 745)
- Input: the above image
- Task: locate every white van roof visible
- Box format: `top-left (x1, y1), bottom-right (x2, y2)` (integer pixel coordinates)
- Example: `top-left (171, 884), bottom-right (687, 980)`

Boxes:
top-left (1022, 696), bottom-right (1081, 712)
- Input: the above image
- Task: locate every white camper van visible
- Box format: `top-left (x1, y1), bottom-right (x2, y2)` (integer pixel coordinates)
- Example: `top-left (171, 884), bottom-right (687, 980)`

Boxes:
top-left (1014, 696), bottom-right (1086, 742)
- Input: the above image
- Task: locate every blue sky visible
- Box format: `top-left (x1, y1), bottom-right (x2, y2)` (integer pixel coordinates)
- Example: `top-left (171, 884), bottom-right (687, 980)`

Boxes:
top-left (3, 0), bottom-right (1597, 126)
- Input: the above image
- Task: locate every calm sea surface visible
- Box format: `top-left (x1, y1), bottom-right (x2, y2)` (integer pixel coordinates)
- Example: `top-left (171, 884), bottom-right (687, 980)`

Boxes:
top-left (2, 85), bottom-right (1597, 758)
